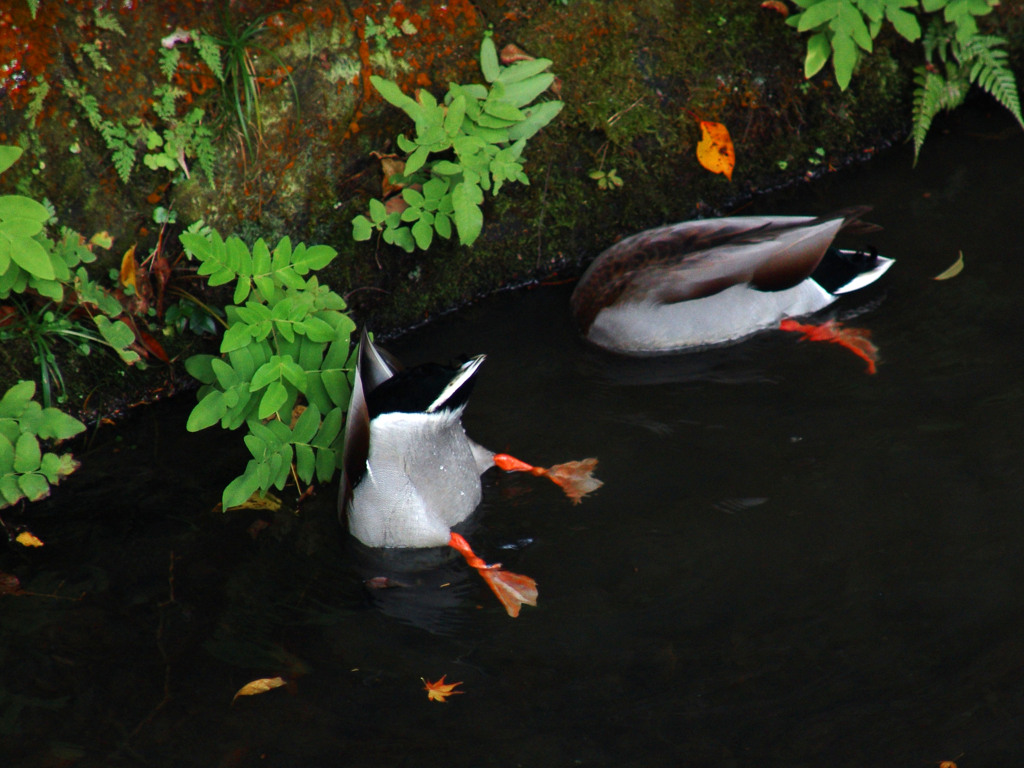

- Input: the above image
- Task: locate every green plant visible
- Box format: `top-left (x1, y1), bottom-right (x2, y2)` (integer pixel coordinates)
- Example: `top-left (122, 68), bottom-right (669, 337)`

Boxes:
top-left (365, 13), bottom-right (418, 52)
top-left (787, 0), bottom-right (1021, 162)
top-left (912, 16), bottom-right (1023, 162)
top-left (588, 167), bottom-right (623, 190)
top-left (352, 31), bottom-right (563, 252)
top-left (200, 12), bottom-right (301, 155)
top-left (0, 380), bottom-right (85, 509)
top-left (0, 145), bottom-right (143, 406)
top-left (179, 226), bottom-right (357, 510)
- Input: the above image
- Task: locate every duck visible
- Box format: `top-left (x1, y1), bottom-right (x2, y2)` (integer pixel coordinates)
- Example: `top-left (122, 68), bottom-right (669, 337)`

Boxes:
top-left (570, 207), bottom-right (894, 355)
top-left (338, 331), bottom-right (602, 617)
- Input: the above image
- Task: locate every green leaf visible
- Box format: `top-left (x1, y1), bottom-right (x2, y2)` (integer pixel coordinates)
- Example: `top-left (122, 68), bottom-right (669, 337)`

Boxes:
top-left (886, 7), bottom-right (921, 42)
top-left (295, 443), bottom-right (315, 483)
top-left (405, 145), bottom-right (430, 176)
top-left (797, 0), bottom-right (841, 31)
top-left (507, 101), bottom-right (563, 140)
top-left (0, 194), bottom-right (50, 223)
top-left (18, 472), bottom-right (50, 502)
top-left (0, 380), bottom-right (36, 418)
top-left (451, 182), bottom-right (484, 246)
top-left (258, 381), bottom-right (288, 419)
top-left (13, 432), bottom-right (41, 473)
top-left (502, 73), bottom-right (555, 108)
top-left (187, 390), bottom-right (227, 431)
top-left (445, 94), bottom-right (466, 136)
top-left (480, 34), bottom-right (500, 83)
top-left (496, 57), bottom-right (553, 84)
top-left (805, 31), bottom-right (831, 78)
top-left (831, 31), bottom-right (857, 90)
top-left (37, 407), bottom-right (86, 441)
top-left (482, 99), bottom-right (526, 122)
top-left (834, 2), bottom-right (872, 52)
top-left (371, 75), bottom-right (421, 119)
top-left (315, 446), bottom-right (338, 482)
top-left (0, 146), bottom-right (24, 176)
top-left (412, 217), bottom-right (434, 250)
top-left (353, 215), bottom-right (374, 241)
top-left (7, 234), bottom-right (54, 280)
top-left (222, 468), bottom-right (261, 510)
top-left (292, 403), bottom-right (320, 444)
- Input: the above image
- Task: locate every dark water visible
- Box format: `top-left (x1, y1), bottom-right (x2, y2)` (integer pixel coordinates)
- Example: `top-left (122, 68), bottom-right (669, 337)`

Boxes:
top-left (4, 106), bottom-right (1024, 768)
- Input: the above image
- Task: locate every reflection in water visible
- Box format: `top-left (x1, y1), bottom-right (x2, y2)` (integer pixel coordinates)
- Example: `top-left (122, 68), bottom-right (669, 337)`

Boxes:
top-left (3, 108), bottom-right (1024, 767)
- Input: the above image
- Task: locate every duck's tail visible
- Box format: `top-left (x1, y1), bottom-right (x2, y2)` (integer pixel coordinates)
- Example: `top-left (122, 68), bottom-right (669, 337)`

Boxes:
top-left (493, 454), bottom-right (603, 504)
top-left (811, 247), bottom-right (895, 295)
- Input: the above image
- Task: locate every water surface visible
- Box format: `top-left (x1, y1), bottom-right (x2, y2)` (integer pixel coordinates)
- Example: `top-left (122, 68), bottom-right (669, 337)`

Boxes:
top-left (3, 106), bottom-right (1024, 768)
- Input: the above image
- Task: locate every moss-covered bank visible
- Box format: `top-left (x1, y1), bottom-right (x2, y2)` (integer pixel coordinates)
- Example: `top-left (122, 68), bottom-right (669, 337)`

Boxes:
top-left (0, 0), bottom-right (1022, 420)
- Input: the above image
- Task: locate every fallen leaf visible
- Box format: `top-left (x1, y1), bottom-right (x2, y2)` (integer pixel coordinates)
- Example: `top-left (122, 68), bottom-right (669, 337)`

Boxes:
top-left (370, 151), bottom-right (406, 198)
top-left (696, 120), bottom-right (735, 180)
top-left (933, 251), bottom-right (964, 280)
top-left (0, 572), bottom-right (22, 595)
top-left (224, 491), bottom-right (282, 512)
top-left (423, 675), bottom-right (464, 702)
top-left (500, 43), bottom-right (533, 64)
top-left (119, 244), bottom-right (138, 291)
top-left (760, 0), bottom-right (790, 17)
top-left (16, 531), bottom-right (44, 548)
top-left (232, 676), bottom-right (286, 704)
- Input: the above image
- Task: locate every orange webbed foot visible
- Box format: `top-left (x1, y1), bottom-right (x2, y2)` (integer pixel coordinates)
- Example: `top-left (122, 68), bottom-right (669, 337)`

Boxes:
top-left (493, 453), bottom-right (603, 503)
top-left (779, 319), bottom-right (879, 374)
top-left (448, 532), bottom-right (538, 618)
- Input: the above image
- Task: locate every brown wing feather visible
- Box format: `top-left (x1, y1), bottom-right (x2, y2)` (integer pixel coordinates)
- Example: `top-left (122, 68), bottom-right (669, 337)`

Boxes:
top-left (571, 208), bottom-right (877, 332)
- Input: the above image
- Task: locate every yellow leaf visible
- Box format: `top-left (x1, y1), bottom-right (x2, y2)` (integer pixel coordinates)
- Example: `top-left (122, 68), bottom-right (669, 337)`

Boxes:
top-left (16, 531), bottom-right (44, 547)
top-left (120, 244), bottom-right (138, 291)
top-left (422, 675), bottom-right (464, 702)
top-left (933, 251), bottom-right (964, 280)
top-left (696, 120), bottom-right (735, 181)
top-left (232, 676), bottom-right (286, 704)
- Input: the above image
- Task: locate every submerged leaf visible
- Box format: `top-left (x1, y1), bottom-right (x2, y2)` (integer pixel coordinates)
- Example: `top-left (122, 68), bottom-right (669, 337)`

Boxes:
top-left (232, 676), bottom-right (286, 704)
top-left (933, 251), bottom-right (964, 280)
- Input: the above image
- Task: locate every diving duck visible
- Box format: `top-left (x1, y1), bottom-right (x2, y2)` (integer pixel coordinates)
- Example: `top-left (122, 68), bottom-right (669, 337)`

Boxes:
top-left (338, 331), bottom-right (602, 617)
top-left (571, 207), bottom-right (894, 354)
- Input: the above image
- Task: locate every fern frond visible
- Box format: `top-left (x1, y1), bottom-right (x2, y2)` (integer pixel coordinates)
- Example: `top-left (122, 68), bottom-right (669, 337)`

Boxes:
top-left (911, 65), bottom-right (969, 165)
top-left (193, 31), bottom-right (225, 82)
top-left (159, 47), bottom-right (181, 81)
top-left (958, 34), bottom-right (1024, 130)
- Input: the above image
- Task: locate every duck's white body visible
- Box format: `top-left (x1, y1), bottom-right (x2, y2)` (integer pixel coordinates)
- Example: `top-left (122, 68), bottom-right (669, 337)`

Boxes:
top-left (572, 210), bottom-right (893, 355)
top-left (339, 334), bottom-right (495, 549)
top-left (349, 408), bottom-right (493, 548)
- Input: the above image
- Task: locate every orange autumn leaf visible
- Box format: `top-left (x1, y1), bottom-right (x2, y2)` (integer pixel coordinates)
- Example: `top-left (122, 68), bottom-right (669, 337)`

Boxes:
top-left (232, 676), bottom-right (286, 704)
top-left (423, 675), bottom-right (464, 702)
top-left (119, 244), bottom-right (138, 291)
top-left (696, 120), bottom-right (735, 180)
top-left (16, 531), bottom-right (44, 547)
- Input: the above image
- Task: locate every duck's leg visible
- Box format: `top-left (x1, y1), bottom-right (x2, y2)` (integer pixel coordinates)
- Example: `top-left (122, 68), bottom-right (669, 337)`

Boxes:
top-left (493, 453), bottom-right (603, 504)
top-left (779, 319), bottom-right (879, 374)
top-left (448, 532), bottom-right (538, 618)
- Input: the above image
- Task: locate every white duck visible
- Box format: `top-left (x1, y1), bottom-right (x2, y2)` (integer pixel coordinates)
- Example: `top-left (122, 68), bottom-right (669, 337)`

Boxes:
top-left (338, 332), bottom-right (602, 617)
top-left (571, 207), bottom-right (894, 354)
